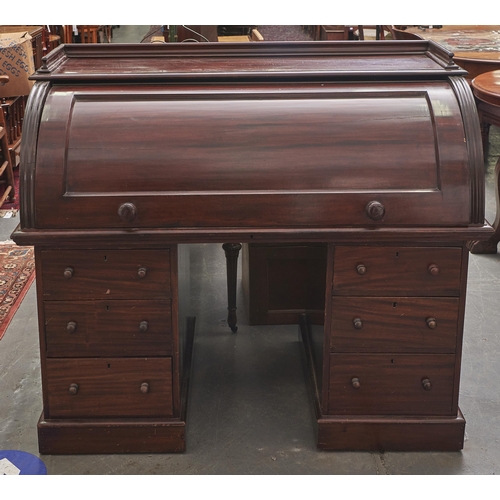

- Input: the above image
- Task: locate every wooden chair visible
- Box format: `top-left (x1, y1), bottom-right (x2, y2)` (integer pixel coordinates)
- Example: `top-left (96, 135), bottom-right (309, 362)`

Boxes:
top-left (0, 76), bottom-right (15, 207)
top-left (77, 25), bottom-right (100, 43)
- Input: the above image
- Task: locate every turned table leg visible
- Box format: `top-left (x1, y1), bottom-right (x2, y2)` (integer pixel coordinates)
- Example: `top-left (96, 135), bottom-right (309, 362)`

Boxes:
top-left (222, 243), bottom-right (242, 332)
top-left (469, 157), bottom-right (500, 254)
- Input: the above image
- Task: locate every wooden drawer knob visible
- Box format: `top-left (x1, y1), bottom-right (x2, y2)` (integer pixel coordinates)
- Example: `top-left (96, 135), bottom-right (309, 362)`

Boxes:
top-left (428, 264), bottom-right (440, 276)
top-left (353, 318), bottom-right (363, 330)
top-left (139, 320), bottom-right (149, 332)
top-left (137, 267), bottom-right (147, 279)
top-left (66, 321), bottom-right (77, 333)
top-left (356, 264), bottom-right (367, 275)
top-left (118, 202), bottom-right (138, 222)
top-left (69, 383), bottom-right (79, 395)
top-left (422, 378), bottom-right (432, 391)
top-left (366, 200), bottom-right (385, 221)
top-left (63, 267), bottom-right (74, 279)
top-left (351, 377), bottom-right (361, 389)
top-left (426, 317), bottom-right (437, 329)
top-left (140, 382), bottom-right (149, 394)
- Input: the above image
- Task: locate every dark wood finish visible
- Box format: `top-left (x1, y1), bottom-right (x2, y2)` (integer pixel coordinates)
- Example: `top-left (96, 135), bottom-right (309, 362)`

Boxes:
top-left (44, 300), bottom-right (173, 357)
top-left (40, 249), bottom-right (171, 299)
top-left (468, 70), bottom-right (500, 254)
top-left (222, 243), bottom-right (242, 332)
top-left (45, 357), bottom-right (173, 418)
top-left (330, 297), bottom-right (459, 353)
top-left (333, 246), bottom-right (462, 295)
top-left (11, 42), bottom-right (493, 453)
top-left (242, 243), bottom-right (327, 325)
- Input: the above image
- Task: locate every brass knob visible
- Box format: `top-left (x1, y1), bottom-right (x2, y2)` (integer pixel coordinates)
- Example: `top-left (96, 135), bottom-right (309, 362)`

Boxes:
top-left (356, 264), bottom-right (367, 275)
top-left (137, 267), bottom-right (147, 279)
top-left (428, 264), bottom-right (439, 276)
top-left (66, 321), bottom-right (77, 333)
top-left (139, 320), bottom-right (149, 333)
top-left (353, 318), bottom-right (363, 330)
top-left (426, 317), bottom-right (437, 329)
top-left (140, 382), bottom-right (149, 394)
top-left (422, 378), bottom-right (432, 391)
top-left (69, 383), bottom-right (79, 395)
top-left (63, 267), bottom-right (74, 279)
top-left (366, 200), bottom-right (385, 221)
top-left (118, 202), bottom-right (138, 222)
top-left (351, 377), bottom-right (361, 389)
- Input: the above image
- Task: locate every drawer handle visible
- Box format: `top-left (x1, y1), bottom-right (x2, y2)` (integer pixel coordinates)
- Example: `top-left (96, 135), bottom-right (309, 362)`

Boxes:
top-left (140, 382), bottom-right (150, 394)
top-left (426, 317), bottom-right (437, 329)
top-left (428, 264), bottom-right (440, 276)
top-left (137, 267), bottom-right (147, 279)
top-left (351, 377), bottom-right (361, 389)
top-left (366, 200), bottom-right (385, 221)
top-left (139, 320), bottom-right (149, 333)
top-left (118, 202), bottom-right (138, 222)
top-left (66, 321), bottom-right (77, 333)
top-left (69, 383), bottom-right (79, 395)
top-left (422, 378), bottom-right (432, 391)
top-left (356, 264), bottom-right (367, 275)
top-left (63, 267), bottom-right (74, 279)
top-left (353, 318), bottom-right (363, 330)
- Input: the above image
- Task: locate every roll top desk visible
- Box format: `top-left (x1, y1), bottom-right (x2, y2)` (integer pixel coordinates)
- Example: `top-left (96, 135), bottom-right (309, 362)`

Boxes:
top-left (12, 41), bottom-right (492, 453)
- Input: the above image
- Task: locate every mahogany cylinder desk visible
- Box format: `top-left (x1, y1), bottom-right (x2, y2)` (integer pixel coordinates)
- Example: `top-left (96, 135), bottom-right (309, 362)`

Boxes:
top-left (12, 41), bottom-right (493, 454)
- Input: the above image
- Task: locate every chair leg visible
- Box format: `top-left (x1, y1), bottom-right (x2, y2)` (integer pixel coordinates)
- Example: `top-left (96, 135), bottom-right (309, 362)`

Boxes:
top-left (223, 243), bottom-right (242, 332)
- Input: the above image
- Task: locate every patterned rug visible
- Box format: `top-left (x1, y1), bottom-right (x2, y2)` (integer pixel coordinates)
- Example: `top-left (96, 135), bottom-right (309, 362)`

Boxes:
top-left (0, 241), bottom-right (35, 340)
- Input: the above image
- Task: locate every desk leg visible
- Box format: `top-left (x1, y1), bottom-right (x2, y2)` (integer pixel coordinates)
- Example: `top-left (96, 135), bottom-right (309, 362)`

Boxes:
top-left (469, 157), bottom-right (500, 254)
top-left (223, 243), bottom-right (242, 332)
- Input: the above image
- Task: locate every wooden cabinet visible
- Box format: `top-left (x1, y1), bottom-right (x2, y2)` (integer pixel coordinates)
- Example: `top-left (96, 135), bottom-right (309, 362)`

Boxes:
top-left (11, 41), bottom-right (493, 454)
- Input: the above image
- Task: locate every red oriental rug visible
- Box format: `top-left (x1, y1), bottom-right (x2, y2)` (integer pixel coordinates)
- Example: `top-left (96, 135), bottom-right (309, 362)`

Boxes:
top-left (0, 241), bottom-right (35, 340)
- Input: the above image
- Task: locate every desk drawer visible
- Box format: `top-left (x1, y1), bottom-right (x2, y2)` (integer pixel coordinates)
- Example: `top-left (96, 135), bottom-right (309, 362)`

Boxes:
top-left (46, 357), bottom-right (173, 418)
top-left (333, 246), bottom-right (462, 295)
top-left (328, 354), bottom-right (455, 415)
top-left (44, 300), bottom-right (173, 357)
top-left (41, 249), bottom-right (171, 299)
top-left (330, 297), bottom-right (459, 353)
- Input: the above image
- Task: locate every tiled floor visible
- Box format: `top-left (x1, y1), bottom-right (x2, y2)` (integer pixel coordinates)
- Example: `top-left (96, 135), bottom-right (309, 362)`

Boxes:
top-left (1, 26), bottom-right (500, 475)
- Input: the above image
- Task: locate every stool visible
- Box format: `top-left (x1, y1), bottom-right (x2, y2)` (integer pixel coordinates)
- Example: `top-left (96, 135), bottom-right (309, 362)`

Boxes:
top-left (469, 70), bottom-right (500, 254)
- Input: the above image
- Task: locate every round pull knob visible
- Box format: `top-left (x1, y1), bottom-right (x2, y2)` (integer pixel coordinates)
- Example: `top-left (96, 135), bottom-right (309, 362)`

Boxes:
top-left (140, 382), bottom-right (149, 394)
top-left (63, 267), bottom-right (74, 279)
top-left (137, 267), bottom-right (147, 279)
top-left (428, 264), bottom-right (439, 276)
top-left (69, 383), bottom-right (79, 395)
top-left (139, 320), bottom-right (149, 333)
top-left (366, 201), bottom-right (385, 221)
top-left (118, 202), bottom-right (138, 222)
top-left (353, 318), bottom-right (363, 330)
top-left (426, 317), bottom-right (437, 329)
top-left (351, 377), bottom-right (361, 389)
top-left (66, 321), bottom-right (77, 334)
top-left (356, 264), bottom-right (367, 275)
top-left (422, 378), bottom-right (432, 391)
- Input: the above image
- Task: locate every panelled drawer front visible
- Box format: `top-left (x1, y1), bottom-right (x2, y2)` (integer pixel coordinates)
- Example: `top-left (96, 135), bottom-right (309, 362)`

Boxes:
top-left (328, 354), bottom-right (455, 416)
top-left (46, 358), bottom-right (173, 418)
top-left (40, 249), bottom-right (171, 299)
top-left (44, 300), bottom-right (173, 357)
top-left (330, 297), bottom-right (459, 353)
top-left (333, 246), bottom-right (462, 295)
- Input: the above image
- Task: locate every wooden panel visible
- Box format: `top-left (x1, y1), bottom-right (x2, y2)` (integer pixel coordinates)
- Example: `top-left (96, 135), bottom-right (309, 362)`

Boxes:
top-left (333, 246), bottom-right (462, 295)
top-left (44, 300), bottom-right (173, 357)
top-left (330, 297), bottom-right (459, 353)
top-left (243, 243), bottom-right (327, 325)
top-left (46, 358), bottom-right (173, 418)
top-left (328, 354), bottom-right (456, 415)
top-left (40, 249), bottom-right (171, 299)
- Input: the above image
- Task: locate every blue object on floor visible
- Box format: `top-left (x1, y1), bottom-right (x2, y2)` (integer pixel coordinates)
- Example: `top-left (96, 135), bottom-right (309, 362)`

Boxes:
top-left (0, 450), bottom-right (47, 475)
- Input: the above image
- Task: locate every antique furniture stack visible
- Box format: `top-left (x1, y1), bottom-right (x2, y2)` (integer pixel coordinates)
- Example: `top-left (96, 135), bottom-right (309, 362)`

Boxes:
top-left (12, 41), bottom-right (492, 453)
